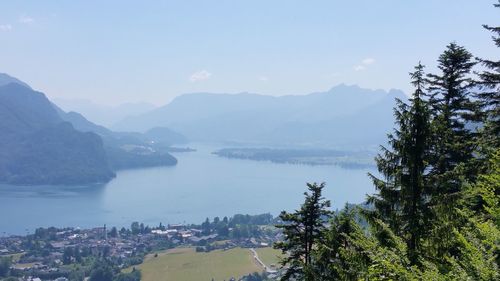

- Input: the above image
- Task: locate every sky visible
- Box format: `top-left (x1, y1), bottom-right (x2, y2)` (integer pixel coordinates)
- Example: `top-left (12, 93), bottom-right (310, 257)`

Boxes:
top-left (0, 0), bottom-right (498, 106)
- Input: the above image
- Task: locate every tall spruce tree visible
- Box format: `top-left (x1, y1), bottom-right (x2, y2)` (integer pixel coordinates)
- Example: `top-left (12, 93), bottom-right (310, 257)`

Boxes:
top-left (425, 43), bottom-right (478, 259)
top-left (366, 63), bottom-right (432, 264)
top-left (426, 43), bottom-right (477, 185)
top-left (476, 1), bottom-right (500, 156)
top-left (274, 182), bottom-right (332, 281)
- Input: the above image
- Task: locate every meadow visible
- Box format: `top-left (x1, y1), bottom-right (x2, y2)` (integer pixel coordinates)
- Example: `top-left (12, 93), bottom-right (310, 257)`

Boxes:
top-left (254, 248), bottom-right (282, 269)
top-left (134, 247), bottom-right (266, 281)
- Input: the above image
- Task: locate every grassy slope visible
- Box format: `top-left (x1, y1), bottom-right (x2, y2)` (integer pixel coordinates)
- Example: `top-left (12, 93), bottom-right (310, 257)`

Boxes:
top-left (255, 248), bottom-right (282, 268)
top-left (137, 247), bottom-right (262, 281)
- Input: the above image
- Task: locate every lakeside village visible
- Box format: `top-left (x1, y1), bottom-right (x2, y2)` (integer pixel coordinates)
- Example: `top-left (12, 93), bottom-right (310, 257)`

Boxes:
top-left (0, 214), bottom-right (284, 281)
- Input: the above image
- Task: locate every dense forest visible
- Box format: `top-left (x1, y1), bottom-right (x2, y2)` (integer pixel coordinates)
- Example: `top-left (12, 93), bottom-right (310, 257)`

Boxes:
top-left (275, 2), bottom-right (499, 280)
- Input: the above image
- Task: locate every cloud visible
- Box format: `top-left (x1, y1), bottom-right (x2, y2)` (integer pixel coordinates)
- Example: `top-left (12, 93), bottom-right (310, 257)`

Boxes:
top-left (258, 76), bottom-right (269, 82)
top-left (353, 65), bottom-right (366, 71)
top-left (189, 70), bottom-right (212, 82)
top-left (362, 58), bottom-right (375, 65)
top-left (19, 15), bottom-right (35, 24)
top-left (0, 24), bottom-right (12, 31)
top-left (354, 57), bottom-right (376, 71)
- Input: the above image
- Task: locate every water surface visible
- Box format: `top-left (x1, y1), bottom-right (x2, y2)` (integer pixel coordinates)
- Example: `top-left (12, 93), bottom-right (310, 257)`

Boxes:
top-left (0, 144), bottom-right (376, 235)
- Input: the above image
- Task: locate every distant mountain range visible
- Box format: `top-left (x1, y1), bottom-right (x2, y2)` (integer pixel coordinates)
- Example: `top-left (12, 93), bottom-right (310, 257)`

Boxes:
top-left (113, 85), bottom-right (407, 148)
top-left (53, 98), bottom-right (156, 128)
top-left (0, 72), bottom-right (406, 184)
top-left (0, 73), bottom-right (181, 185)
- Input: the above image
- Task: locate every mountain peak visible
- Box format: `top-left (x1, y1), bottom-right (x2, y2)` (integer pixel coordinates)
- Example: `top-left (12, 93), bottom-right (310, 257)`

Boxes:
top-left (328, 84), bottom-right (406, 98)
top-left (329, 83), bottom-right (360, 91)
top-left (0, 73), bottom-right (32, 89)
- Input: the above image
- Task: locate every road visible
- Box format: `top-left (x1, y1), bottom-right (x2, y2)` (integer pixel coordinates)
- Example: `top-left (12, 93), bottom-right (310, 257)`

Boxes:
top-left (250, 248), bottom-right (277, 273)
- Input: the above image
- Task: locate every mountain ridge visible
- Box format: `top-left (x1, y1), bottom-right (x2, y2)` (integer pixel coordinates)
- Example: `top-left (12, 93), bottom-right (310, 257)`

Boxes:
top-left (0, 73), bottom-right (32, 89)
top-left (113, 85), bottom-right (407, 148)
top-left (0, 83), bottom-right (115, 185)
top-left (53, 97), bottom-right (156, 127)
top-left (0, 75), bottom-right (181, 185)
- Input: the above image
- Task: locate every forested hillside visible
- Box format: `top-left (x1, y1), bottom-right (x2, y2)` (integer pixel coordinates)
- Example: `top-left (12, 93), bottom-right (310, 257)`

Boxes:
top-left (275, 3), bottom-right (500, 280)
top-left (0, 83), bottom-right (115, 185)
top-left (0, 80), bottom-right (179, 185)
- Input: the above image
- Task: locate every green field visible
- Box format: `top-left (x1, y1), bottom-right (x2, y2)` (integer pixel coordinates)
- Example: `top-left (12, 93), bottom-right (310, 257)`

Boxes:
top-left (0, 253), bottom-right (23, 262)
top-left (134, 247), bottom-right (263, 281)
top-left (255, 248), bottom-right (282, 268)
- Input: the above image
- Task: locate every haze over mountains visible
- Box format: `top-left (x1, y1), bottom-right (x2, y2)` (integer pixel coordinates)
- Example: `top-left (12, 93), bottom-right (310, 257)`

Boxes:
top-left (0, 81), bottom-right (115, 184)
top-left (0, 73), bottom-right (178, 185)
top-left (114, 85), bottom-right (407, 148)
top-left (0, 71), bottom-right (406, 185)
top-left (53, 98), bottom-right (156, 128)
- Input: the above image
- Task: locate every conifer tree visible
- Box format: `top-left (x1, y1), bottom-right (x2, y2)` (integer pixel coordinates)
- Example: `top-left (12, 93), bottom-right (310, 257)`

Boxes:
top-left (274, 182), bottom-right (332, 281)
top-left (314, 206), bottom-right (369, 280)
top-left (478, 1), bottom-right (500, 85)
top-left (426, 43), bottom-right (477, 184)
top-left (366, 63), bottom-right (433, 264)
top-left (476, 1), bottom-right (500, 156)
top-left (424, 43), bottom-right (478, 259)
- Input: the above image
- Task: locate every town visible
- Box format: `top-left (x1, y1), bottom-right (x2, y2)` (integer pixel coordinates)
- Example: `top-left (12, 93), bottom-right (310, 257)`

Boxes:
top-left (0, 214), bottom-right (284, 281)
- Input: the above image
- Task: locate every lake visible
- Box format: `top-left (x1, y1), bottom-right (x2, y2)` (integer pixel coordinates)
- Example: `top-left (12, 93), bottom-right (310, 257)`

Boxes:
top-left (0, 144), bottom-right (377, 235)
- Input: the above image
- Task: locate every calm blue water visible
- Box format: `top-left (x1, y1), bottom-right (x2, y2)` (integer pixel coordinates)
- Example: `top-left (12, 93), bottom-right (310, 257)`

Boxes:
top-left (0, 144), bottom-right (376, 235)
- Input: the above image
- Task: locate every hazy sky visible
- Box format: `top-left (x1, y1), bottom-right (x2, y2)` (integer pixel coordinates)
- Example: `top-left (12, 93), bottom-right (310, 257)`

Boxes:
top-left (0, 1), bottom-right (498, 106)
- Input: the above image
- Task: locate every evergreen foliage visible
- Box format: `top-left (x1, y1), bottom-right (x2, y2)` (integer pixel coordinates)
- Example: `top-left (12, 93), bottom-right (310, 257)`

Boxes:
top-left (366, 62), bottom-right (433, 264)
top-left (477, 1), bottom-right (500, 160)
top-left (276, 3), bottom-right (499, 279)
top-left (274, 182), bottom-right (332, 281)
